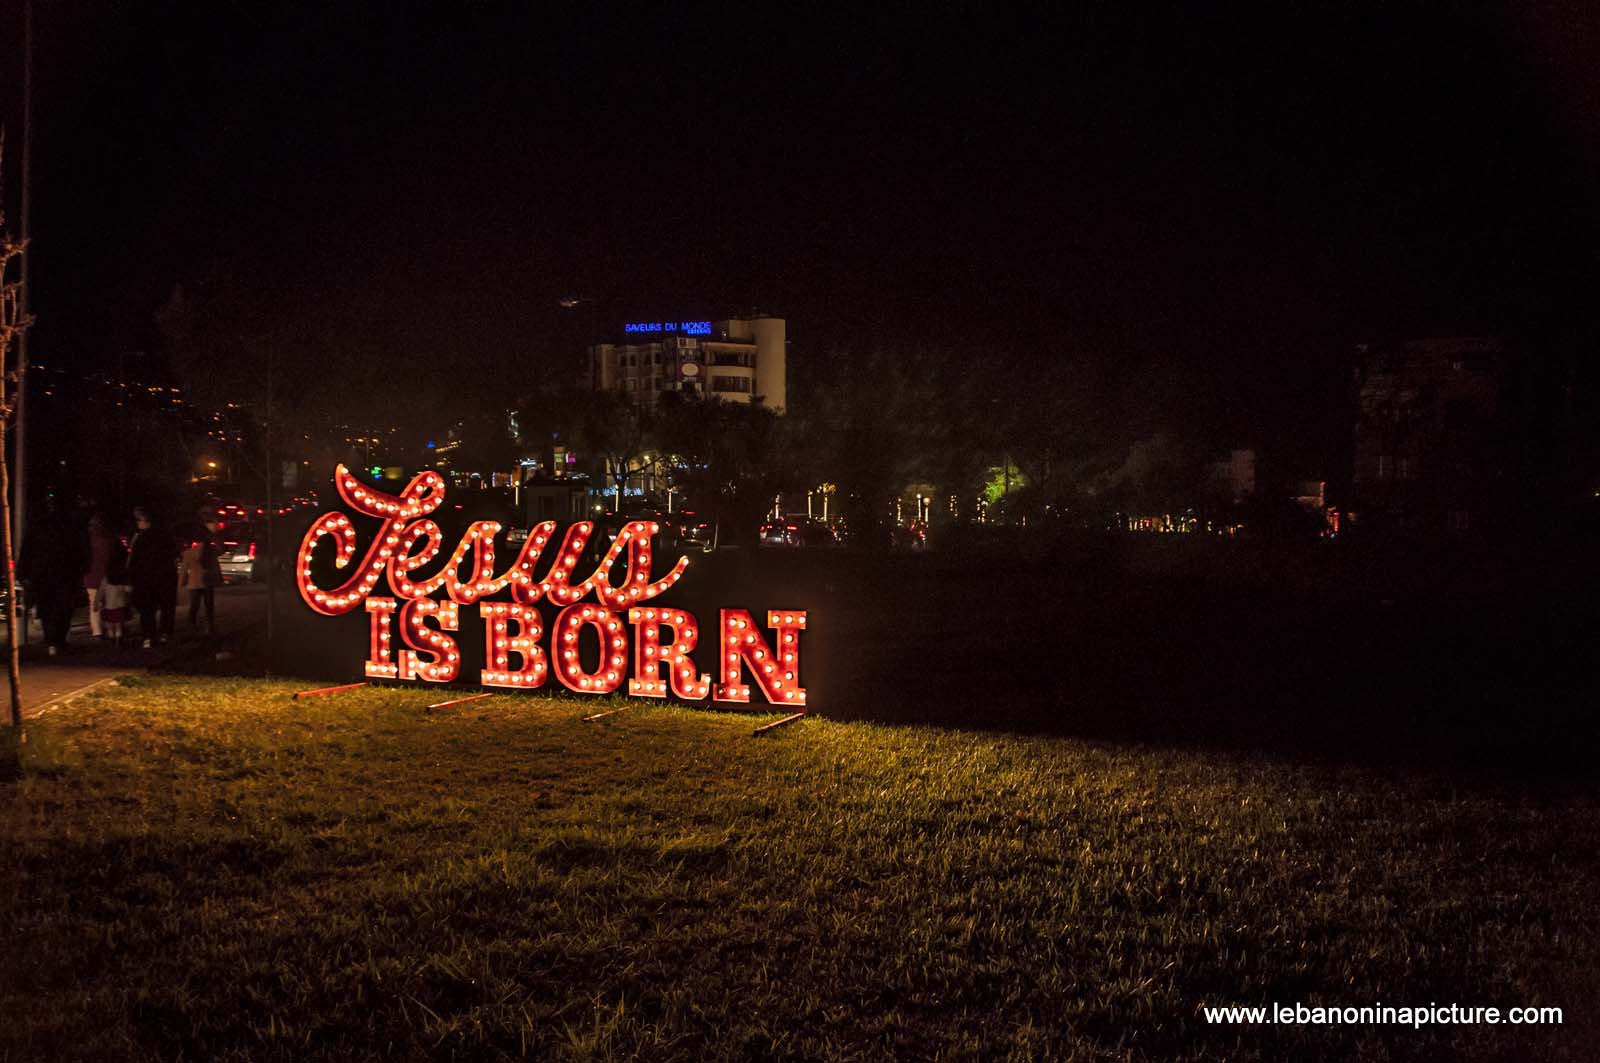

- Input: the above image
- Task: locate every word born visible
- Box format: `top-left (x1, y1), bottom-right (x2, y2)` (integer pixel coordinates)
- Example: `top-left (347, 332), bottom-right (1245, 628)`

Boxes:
top-left (296, 465), bottom-right (807, 707)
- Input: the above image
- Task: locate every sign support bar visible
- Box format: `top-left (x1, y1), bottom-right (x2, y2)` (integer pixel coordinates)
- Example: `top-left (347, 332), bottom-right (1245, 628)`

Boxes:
top-left (752, 711), bottom-right (806, 736)
top-left (293, 682), bottom-right (367, 700)
top-left (425, 692), bottom-right (496, 713)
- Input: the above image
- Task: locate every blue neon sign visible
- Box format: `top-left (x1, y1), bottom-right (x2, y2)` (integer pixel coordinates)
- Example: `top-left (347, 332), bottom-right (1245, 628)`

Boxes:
top-left (624, 320), bottom-right (712, 336)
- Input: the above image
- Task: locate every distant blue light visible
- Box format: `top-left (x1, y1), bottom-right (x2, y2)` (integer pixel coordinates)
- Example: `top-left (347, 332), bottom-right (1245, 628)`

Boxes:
top-left (426, 440), bottom-right (436, 449)
top-left (624, 319), bottom-right (712, 336)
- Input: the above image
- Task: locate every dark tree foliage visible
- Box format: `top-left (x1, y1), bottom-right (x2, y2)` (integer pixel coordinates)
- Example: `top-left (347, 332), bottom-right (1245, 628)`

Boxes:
top-left (154, 265), bottom-right (457, 484)
top-left (790, 346), bottom-right (949, 530)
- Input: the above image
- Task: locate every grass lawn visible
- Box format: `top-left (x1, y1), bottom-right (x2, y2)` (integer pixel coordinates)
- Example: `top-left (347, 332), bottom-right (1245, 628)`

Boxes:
top-left (2, 676), bottom-right (1597, 1061)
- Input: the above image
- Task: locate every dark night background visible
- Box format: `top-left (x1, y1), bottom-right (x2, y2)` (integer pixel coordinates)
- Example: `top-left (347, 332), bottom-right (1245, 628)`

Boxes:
top-left (3, 3), bottom-right (1599, 475)
top-left (7, 12), bottom-right (1600, 1060)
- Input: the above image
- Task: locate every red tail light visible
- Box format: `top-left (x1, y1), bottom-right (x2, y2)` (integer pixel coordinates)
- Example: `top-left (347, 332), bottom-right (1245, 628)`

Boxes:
top-left (786, 524), bottom-right (798, 532)
top-left (248, 542), bottom-right (257, 559)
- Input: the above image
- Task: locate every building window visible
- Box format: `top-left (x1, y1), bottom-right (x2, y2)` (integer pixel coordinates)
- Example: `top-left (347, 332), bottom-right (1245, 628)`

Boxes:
top-left (711, 375), bottom-right (751, 394)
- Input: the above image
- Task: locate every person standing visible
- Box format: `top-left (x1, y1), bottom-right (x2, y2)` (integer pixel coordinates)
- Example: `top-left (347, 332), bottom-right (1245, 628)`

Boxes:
top-left (180, 531), bottom-right (222, 635)
top-left (100, 541), bottom-right (133, 644)
top-left (18, 502), bottom-right (85, 656)
top-left (128, 507), bottom-right (178, 648)
top-left (82, 513), bottom-right (115, 639)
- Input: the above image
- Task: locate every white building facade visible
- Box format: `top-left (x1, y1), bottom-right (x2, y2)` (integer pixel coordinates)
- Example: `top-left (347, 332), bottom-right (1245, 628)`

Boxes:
top-left (586, 315), bottom-right (787, 413)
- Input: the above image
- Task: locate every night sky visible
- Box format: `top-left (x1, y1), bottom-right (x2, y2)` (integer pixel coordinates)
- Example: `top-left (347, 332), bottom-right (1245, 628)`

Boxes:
top-left (3, 3), bottom-right (1598, 463)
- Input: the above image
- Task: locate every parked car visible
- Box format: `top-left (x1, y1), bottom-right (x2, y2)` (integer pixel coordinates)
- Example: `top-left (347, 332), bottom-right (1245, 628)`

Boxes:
top-left (677, 511), bottom-right (717, 552)
top-left (216, 524), bottom-right (260, 583)
top-left (892, 520), bottom-right (928, 551)
top-left (759, 517), bottom-right (836, 549)
top-left (600, 510), bottom-right (680, 550)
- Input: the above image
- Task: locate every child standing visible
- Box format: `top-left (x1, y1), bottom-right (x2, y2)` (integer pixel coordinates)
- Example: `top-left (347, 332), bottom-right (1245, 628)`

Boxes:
top-left (84, 514), bottom-right (115, 639)
top-left (100, 543), bottom-right (133, 644)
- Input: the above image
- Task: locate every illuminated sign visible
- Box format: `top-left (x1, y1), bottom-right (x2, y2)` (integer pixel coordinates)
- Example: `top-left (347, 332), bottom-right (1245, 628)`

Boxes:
top-left (296, 466), bottom-right (807, 707)
top-left (623, 320), bottom-right (712, 336)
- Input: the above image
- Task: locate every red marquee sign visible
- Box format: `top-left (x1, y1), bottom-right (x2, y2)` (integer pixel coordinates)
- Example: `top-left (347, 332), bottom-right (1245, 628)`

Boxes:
top-left (295, 466), bottom-right (808, 707)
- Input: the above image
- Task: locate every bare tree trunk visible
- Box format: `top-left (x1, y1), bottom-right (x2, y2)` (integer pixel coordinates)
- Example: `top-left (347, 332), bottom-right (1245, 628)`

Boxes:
top-left (1, 133), bottom-right (32, 736)
top-left (1, 425), bottom-right (20, 731)
top-left (264, 347), bottom-right (274, 670)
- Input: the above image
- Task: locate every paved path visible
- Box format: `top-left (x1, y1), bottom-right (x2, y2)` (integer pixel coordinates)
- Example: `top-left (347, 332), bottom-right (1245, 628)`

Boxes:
top-left (17, 667), bottom-right (122, 719)
top-left (7, 585), bottom-right (268, 718)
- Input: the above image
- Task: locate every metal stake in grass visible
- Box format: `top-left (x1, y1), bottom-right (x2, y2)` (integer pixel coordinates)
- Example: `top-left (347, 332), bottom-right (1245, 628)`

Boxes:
top-left (292, 681), bottom-right (367, 700)
top-left (752, 711), bottom-right (806, 736)
top-left (582, 705), bottom-right (632, 723)
top-left (425, 692), bottom-right (496, 713)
